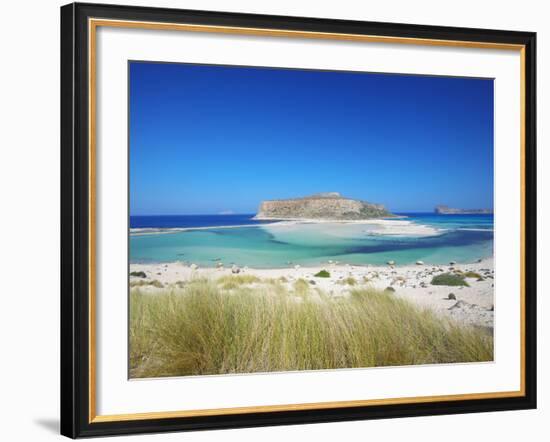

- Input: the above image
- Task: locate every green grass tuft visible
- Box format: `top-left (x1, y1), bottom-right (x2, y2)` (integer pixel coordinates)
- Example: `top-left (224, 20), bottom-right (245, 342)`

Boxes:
top-left (339, 277), bottom-right (357, 286)
top-left (463, 271), bottom-right (482, 279)
top-left (314, 270), bottom-right (331, 278)
top-left (130, 279), bottom-right (163, 288)
top-left (431, 273), bottom-right (470, 287)
top-left (293, 278), bottom-right (310, 296)
top-left (217, 274), bottom-right (260, 290)
top-left (129, 279), bottom-right (492, 378)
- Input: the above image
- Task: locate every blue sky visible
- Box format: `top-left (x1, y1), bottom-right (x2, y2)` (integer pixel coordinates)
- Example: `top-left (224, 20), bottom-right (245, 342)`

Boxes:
top-left (129, 61), bottom-right (493, 215)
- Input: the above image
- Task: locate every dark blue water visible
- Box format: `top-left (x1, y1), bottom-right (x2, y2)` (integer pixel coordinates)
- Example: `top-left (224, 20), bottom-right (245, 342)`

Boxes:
top-left (395, 213), bottom-right (493, 231)
top-left (131, 214), bottom-right (269, 229)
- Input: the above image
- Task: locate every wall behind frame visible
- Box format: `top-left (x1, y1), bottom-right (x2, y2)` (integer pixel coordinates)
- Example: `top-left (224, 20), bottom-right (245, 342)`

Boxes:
top-left (0, 0), bottom-right (546, 441)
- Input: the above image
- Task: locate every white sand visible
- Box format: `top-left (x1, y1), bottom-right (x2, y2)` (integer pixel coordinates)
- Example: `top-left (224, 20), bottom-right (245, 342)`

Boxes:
top-left (130, 257), bottom-right (494, 328)
top-left (130, 218), bottom-right (440, 237)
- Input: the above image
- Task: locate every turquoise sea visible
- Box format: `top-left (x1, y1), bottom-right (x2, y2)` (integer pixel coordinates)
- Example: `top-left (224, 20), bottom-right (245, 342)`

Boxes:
top-left (129, 213), bottom-right (493, 268)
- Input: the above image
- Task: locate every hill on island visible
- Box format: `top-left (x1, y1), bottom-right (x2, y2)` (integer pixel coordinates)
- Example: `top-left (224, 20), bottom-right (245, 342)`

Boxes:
top-left (254, 192), bottom-right (392, 220)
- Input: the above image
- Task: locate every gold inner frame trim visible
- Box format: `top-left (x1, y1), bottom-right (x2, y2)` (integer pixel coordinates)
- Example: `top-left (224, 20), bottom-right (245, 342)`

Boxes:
top-left (88, 17), bottom-right (527, 424)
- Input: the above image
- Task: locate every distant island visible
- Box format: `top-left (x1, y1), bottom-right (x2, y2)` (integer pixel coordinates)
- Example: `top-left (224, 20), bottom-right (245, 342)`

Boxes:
top-left (254, 192), bottom-right (392, 220)
top-left (435, 205), bottom-right (493, 215)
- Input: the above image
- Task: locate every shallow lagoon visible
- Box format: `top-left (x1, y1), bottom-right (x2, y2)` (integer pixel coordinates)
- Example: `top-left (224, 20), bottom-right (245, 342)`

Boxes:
top-left (129, 214), bottom-right (493, 268)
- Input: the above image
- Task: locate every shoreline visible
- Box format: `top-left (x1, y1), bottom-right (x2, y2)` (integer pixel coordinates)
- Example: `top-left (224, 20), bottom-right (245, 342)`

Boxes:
top-left (130, 256), bottom-right (494, 328)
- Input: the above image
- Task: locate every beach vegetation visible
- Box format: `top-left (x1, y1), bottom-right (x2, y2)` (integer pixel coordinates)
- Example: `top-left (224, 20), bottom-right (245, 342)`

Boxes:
top-left (431, 273), bottom-right (470, 287)
top-left (293, 278), bottom-right (310, 296)
top-left (339, 277), bottom-right (357, 286)
top-left (130, 271), bottom-right (147, 278)
top-left (217, 274), bottom-right (260, 290)
top-left (463, 271), bottom-right (482, 279)
top-left (314, 270), bottom-right (331, 278)
top-left (130, 279), bottom-right (492, 378)
top-left (130, 279), bottom-right (164, 288)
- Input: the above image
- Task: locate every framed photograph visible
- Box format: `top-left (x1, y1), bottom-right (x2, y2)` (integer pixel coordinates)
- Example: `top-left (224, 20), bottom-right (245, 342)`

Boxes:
top-left (60, 2), bottom-right (536, 438)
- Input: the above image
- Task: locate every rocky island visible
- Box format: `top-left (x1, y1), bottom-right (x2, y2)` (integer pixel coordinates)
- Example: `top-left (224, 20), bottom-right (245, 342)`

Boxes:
top-left (435, 205), bottom-right (493, 215)
top-left (254, 192), bottom-right (392, 220)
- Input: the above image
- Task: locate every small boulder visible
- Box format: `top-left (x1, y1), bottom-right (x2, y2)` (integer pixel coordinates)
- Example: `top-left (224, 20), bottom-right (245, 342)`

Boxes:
top-left (416, 261), bottom-right (424, 265)
top-left (384, 286), bottom-right (395, 292)
top-left (448, 293), bottom-right (456, 300)
top-left (190, 263), bottom-right (198, 270)
top-left (387, 260), bottom-right (395, 266)
top-left (449, 261), bottom-right (457, 265)
top-left (216, 262), bottom-right (224, 268)
top-left (448, 300), bottom-right (467, 310)
top-left (231, 265), bottom-right (240, 274)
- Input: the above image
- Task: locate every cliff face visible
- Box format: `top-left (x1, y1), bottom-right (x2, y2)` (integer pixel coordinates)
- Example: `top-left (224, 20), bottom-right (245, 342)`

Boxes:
top-left (435, 205), bottom-right (493, 215)
top-left (254, 193), bottom-right (391, 220)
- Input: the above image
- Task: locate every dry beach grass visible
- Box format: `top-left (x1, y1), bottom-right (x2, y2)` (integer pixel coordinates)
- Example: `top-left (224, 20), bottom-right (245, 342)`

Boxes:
top-left (129, 277), bottom-right (493, 378)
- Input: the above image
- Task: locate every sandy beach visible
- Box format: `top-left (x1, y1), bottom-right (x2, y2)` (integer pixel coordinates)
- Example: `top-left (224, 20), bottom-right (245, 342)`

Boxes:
top-left (130, 257), bottom-right (494, 328)
top-left (130, 218), bottom-right (442, 238)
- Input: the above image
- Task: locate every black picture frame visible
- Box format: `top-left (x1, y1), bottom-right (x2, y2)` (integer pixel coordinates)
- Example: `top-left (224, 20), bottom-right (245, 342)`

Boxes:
top-left (61, 2), bottom-right (537, 438)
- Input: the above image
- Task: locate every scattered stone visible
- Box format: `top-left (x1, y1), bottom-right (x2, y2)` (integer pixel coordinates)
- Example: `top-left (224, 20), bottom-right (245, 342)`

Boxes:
top-left (448, 300), bottom-right (467, 310)
top-left (190, 263), bottom-right (198, 270)
top-left (385, 286), bottom-right (395, 292)
top-left (488, 305), bottom-right (494, 311)
top-left (216, 262), bottom-right (224, 268)
top-left (477, 258), bottom-right (483, 263)
top-left (449, 261), bottom-right (457, 265)
top-left (130, 271), bottom-right (146, 278)
top-left (416, 261), bottom-right (424, 265)
top-left (231, 265), bottom-right (240, 274)
top-left (448, 293), bottom-right (456, 300)
top-left (294, 264), bottom-right (301, 270)
top-left (309, 280), bottom-right (316, 285)
top-left (387, 260), bottom-right (395, 266)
